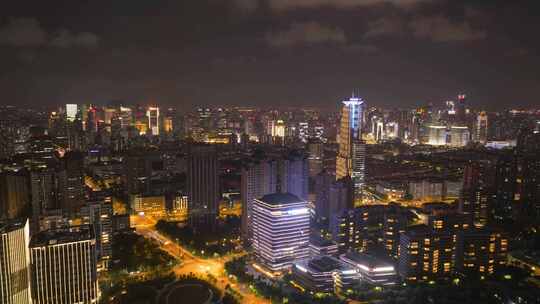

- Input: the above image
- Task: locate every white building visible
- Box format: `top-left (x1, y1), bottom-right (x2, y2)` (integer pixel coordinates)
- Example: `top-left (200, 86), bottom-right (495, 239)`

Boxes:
top-left (340, 251), bottom-right (397, 286)
top-left (0, 219), bottom-right (32, 304)
top-left (450, 126), bottom-right (470, 147)
top-left (428, 125), bottom-right (447, 146)
top-left (29, 225), bottom-right (100, 304)
top-left (252, 193), bottom-right (310, 275)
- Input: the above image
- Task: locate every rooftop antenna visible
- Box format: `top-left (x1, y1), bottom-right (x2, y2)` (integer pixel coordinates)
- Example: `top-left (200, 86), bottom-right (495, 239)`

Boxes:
top-left (352, 90), bottom-right (355, 99)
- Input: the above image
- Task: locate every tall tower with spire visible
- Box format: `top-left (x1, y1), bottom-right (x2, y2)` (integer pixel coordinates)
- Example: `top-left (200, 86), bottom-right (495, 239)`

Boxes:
top-left (336, 94), bottom-right (366, 200)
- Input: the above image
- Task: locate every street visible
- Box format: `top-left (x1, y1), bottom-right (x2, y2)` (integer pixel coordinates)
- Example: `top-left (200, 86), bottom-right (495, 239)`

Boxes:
top-left (132, 214), bottom-right (269, 304)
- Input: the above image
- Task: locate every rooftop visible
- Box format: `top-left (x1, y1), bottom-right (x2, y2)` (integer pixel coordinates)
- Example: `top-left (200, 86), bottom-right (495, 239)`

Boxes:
top-left (309, 256), bottom-right (343, 272)
top-left (30, 225), bottom-right (95, 247)
top-left (0, 219), bottom-right (27, 234)
top-left (341, 252), bottom-right (394, 270)
top-left (258, 193), bottom-right (304, 205)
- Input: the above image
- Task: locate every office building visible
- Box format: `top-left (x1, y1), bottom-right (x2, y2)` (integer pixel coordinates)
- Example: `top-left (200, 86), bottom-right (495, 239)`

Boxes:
top-left (0, 219), bottom-right (31, 304)
top-left (309, 235), bottom-right (339, 257)
top-left (30, 168), bottom-right (59, 231)
top-left (146, 106), bottom-right (160, 136)
top-left (475, 111), bottom-right (488, 144)
top-left (340, 252), bottom-right (397, 286)
top-left (124, 150), bottom-right (163, 195)
top-left (456, 94), bottom-right (467, 123)
top-left (187, 145), bottom-right (220, 225)
top-left (252, 193), bottom-right (310, 274)
top-left (292, 256), bottom-right (359, 293)
top-left (307, 139), bottom-right (324, 177)
top-left (81, 195), bottom-right (113, 269)
top-left (336, 95), bottom-right (365, 198)
top-left (130, 194), bottom-right (166, 216)
top-left (427, 125), bottom-right (447, 146)
top-left (57, 151), bottom-right (85, 214)
top-left (449, 126), bottom-right (470, 147)
top-left (30, 225), bottom-right (99, 304)
top-left (66, 104), bottom-right (78, 122)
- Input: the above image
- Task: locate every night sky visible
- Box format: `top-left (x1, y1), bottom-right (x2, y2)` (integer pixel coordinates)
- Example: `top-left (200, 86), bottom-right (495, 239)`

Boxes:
top-left (1, 0), bottom-right (539, 110)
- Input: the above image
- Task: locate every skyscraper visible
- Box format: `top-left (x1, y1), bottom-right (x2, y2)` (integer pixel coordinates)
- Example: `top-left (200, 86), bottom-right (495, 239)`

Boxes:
top-left (241, 150), bottom-right (309, 242)
top-left (187, 145), bottom-right (220, 226)
top-left (475, 111), bottom-right (488, 144)
top-left (0, 167), bottom-right (30, 221)
top-left (146, 106), bottom-right (160, 136)
top-left (81, 193), bottom-right (113, 270)
top-left (336, 95), bottom-right (365, 198)
top-left (65, 104), bottom-right (78, 122)
top-left (57, 151), bottom-right (85, 214)
top-left (241, 158), bottom-right (279, 242)
top-left (252, 193), bottom-right (310, 274)
top-left (459, 161), bottom-right (493, 227)
top-left (456, 94), bottom-right (467, 123)
top-left (30, 168), bottom-right (59, 232)
top-left (0, 219), bottom-right (32, 304)
top-left (29, 225), bottom-right (99, 304)
top-left (280, 150), bottom-right (309, 201)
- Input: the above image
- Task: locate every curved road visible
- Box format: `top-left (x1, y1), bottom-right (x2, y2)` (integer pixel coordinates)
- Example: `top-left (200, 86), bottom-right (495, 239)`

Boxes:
top-left (132, 215), bottom-right (269, 304)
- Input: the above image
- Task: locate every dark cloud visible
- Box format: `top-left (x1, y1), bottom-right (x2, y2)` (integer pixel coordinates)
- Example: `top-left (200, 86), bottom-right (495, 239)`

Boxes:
top-left (364, 15), bottom-right (407, 38)
top-left (0, 18), bottom-right (100, 48)
top-left (0, 18), bottom-right (47, 47)
top-left (343, 43), bottom-right (379, 54)
top-left (267, 0), bottom-right (431, 10)
top-left (266, 22), bottom-right (346, 47)
top-left (410, 15), bottom-right (486, 42)
top-left (49, 30), bottom-right (100, 48)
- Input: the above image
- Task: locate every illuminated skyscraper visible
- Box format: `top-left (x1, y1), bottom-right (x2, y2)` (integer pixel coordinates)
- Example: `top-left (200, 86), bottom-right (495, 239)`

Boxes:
top-left (449, 126), bottom-right (470, 147)
top-left (336, 95), bottom-right (365, 198)
top-left (146, 106), bottom-right (160, 136)
top-left (457, 94), bottom-right (467, 123)
top-left (65, 104), bottom-right (78, 122)
top-left (0, 219), bottom-right (32, 304)
top-left (427, 125), bottom-right (447, 146)
top-left (29, 225), bottom-right (99, 304)
top-left (252, 193), bottom-right (310, 274)
top-left (475, 111), bottom-right (488, 144)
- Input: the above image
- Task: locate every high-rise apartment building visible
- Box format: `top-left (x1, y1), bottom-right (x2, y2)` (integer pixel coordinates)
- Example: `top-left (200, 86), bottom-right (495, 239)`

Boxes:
top-left (241, 150), bottom-right (309, 242)
top-left (29, 225), bottom-right (99, 304)
top-left (0, 219), bottom-right (32, 304)
top-left (455, 228), bottom-right (508, 275)
top-left (398, 226), bottom-right (456, 282)
top-left (241, 158), bottom-right (278, 242)
top-left (280, 150), bottom-right (309, 201)
top-left (336, 95), bottom-right (365, 198)
top-left (459, 161), bottom-right (493, 227)
top-left (252, 193), bottom-right (310, 274)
